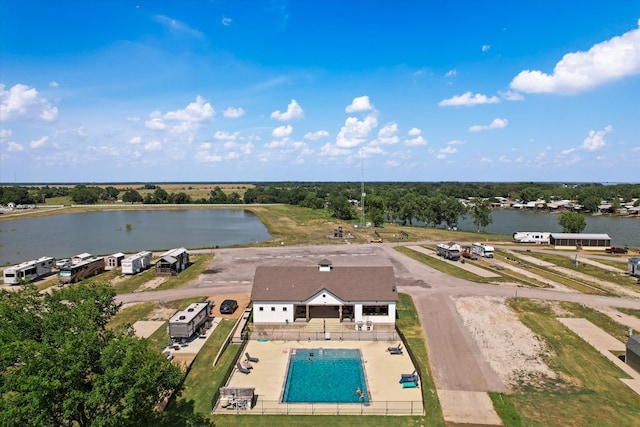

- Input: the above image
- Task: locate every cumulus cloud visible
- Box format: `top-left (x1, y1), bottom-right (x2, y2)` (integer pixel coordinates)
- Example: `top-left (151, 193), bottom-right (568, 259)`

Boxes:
top-left (128, 136), bottom-right (142, 144)
top-left (335, 115), bottom-right (378, 148)
top-left (164, 96), bottom-right (215, 122)
top-left (144, 140), bottom-right (162, 151)
top-left (319, 142), bottom-right (350, 157)
top-left (468, 118), bottom-right (509, 132)
top-left (271, 99), bottom-right (304, 121)
top-left (0, 83), bottom-right (58, 122)
top-left (272, 125), bottom-right (293, 139)
top-left (438, 91), bottom-right (500, 107)
top-left (510, 21), bottom-right (640, 94)
top-left (222, 16), bottom-right (232, 26)
top-left (0, 129), bottom-right (12, 138)
top-left (376, 123), bottom-right (399, 145)
top-left (345, 96), bottom-right (374, 113)
top-left (445, 69), bottom-right (457, 78)
top-left (7, 141), bottom-right (24, 152)
top-left (437, 144), bottom-right (459, 159)
top-left (30, 135), bottom-right (48, 149)
top-left (404, 128), bottom-right (427, 146)
top-left (214, 131), bottom-right (239, 141)
top-left (499, 90), bottom-right (524, 101)
top-left (49, 81), bottom-right (59, 88)
top-left (482, 44), bottom-right (491, 52)
top-left (582, 125), bottom-right (613, 151)
top-left (304, 130), bottom-right (329, 140)
top-left (223, 106), bottom-right (245, 118)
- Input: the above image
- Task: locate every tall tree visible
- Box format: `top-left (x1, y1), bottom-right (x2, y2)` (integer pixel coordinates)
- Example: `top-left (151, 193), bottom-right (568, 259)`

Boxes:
top-left (0, 283), bottom-right (183, 426)
top-left (558, 211), bottom-right (587, 233)
top-left (469, 198), bottom-right (493, 232)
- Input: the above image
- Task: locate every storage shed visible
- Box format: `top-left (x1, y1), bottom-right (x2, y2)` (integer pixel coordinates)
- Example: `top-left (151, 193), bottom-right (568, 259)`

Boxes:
top-left (628, 257), bottom-right (640, 279)
top-left (626, 334), bottom-right (640, 373)
top-left (549, 233), bottom-right (611, 251)
top-left (105, 252), bottom-right (125, 270)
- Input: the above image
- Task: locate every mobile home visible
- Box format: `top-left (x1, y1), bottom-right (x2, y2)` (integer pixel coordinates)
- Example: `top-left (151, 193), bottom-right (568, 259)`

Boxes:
top-left (121, 251), bottom-right (152, 275)
top-left (3, 256), bottom-right (56, 285)
top-left (168, 302), bottom-right (212, 340)
top-left (105, 252), bottom-right (125, 270)
top-left (471, 242), bottom-right (494, 258)
top-left (156, 247), bottom-right (189, 276)
top-left (59, 257), bottom-right (105, 285)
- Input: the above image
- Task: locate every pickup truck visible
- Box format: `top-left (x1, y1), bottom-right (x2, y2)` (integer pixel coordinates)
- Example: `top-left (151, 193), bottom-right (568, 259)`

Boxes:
top-left (606, 247), bottom-right (628, 254)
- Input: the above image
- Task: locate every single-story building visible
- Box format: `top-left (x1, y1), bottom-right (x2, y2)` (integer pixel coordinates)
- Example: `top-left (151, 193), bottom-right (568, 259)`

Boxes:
top-left (156, 247), bottom-right (189, 276)
top-left (629, 257), bottom-right (640, 279)
top-left (549, 233), bottom-right (611, 251)
top-left (250, 259), bottom-right (398, 330)
top-left (626, 334), bottom-right (640, 373)
top-left (105, 252), bottom-right (125, 270)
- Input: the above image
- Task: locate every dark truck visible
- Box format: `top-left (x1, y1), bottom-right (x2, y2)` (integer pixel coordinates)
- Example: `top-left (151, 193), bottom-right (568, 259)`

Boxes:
top-left (606, 247), bottom-right (628, 254)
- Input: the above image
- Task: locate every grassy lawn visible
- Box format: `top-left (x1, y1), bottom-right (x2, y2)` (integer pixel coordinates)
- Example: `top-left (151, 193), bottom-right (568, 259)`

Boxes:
top-left (154, 254), bottom-right (215, 291)
top-left (158, 292), bottom-right (444, 426)
top-left (491, 298), bottom-right (640, 427)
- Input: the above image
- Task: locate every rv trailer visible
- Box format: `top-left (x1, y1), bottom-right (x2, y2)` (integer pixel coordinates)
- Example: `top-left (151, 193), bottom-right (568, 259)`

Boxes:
top-left (168, 302), bottom-right (212, 340)
top-left (121, 251), bottom-right (153, 275)
top-left (513, 232), bottom-right (551, 244)
top-left (3, 256), bottom-right (56, 285)
top-left (436, 242), bottom-right (461, 261)
top-left (59, 257), bottom-right (105, 285)
top-left (471, 242), bottom-right (495, 258)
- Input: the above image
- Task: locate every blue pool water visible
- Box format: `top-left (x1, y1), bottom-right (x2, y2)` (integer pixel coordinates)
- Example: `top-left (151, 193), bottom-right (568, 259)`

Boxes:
top-left (282, 348), bottom-right (369, 404)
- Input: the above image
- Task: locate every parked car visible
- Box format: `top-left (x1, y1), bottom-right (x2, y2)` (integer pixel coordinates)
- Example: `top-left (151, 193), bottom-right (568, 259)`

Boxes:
top-left (220, 299), bottom-right (238, 314)
top-left (462, 251), bottom-right (478, 260)
top-left (606, 247), bottom-right (628, 254)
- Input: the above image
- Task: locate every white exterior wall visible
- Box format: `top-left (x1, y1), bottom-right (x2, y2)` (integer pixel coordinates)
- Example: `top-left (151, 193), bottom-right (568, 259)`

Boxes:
top-left (353, 302), bottom-right (396, 324)
top-left (253, 303), bottom-right (295, 323)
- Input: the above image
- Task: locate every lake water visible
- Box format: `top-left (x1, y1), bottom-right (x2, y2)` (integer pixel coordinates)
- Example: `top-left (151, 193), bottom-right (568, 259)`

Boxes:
top-left (456, 209), bottom-right (640, 247)
top-left (0, 209), bottom-right (270, 265)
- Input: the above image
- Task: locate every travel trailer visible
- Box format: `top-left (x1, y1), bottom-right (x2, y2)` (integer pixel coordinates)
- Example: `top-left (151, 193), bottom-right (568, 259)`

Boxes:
top-left (436, 242), bottom-right (461, 261)
top-left (3, 256), bottom-right (56, 285)
top-left (512, 231), bottom-right (551, 244)
top-left (471, 242), bottom-right (494, 258)
top-left (59, 257), bottom-right (105, 285)
top-left (121, 251), bottom-right (153, 275)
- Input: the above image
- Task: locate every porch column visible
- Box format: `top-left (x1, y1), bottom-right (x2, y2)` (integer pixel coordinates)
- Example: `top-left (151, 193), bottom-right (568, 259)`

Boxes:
top-left (338, 305), bottom-right (343, 322)
top-left (306, 304), bottom-right (309, 322)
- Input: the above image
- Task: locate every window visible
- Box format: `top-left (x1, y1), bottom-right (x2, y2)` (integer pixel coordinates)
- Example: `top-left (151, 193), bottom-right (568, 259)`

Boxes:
top-left (259, 307), bottom-right (264, 311)
top-left (283, 307), bottom-right (287, 311)
top-left (271, 307), bottom-right (276, 311)
top-left (362, 305), bottom-right (389, 316)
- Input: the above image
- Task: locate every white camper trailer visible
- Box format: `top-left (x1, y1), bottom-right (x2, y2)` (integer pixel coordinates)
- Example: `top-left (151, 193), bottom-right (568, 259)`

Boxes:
top-left (3, 256), bottom-right (56, 285)
top-left (472, 242), bottom-right (494, 258)
top-left (121, 251), bottom-right (153, 275)
top-left (512, 232), bottom-right (551, 244)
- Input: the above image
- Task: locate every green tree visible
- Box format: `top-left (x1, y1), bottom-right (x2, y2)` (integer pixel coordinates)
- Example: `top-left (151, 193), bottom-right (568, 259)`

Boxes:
top-left (581, 195), bottom-right (600, 213)
top-left (469, 198), bottom-right (493, 232)
top-left (122, 189), bottom-right (143, 203)
top-left (328, 193), bottom-right (353, 220)
top-left (0, 283), bottom-right (183, 426)
top-left (558, 211), bottom-right (587, 233)
top-left (69, 185), bottom-right (102, 204)
top-left (104, 186), bottom-right (120, 200)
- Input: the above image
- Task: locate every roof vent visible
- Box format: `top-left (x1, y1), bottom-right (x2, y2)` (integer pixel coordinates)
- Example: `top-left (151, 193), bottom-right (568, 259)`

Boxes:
top-left (179, 315), bottom-right (186, 320)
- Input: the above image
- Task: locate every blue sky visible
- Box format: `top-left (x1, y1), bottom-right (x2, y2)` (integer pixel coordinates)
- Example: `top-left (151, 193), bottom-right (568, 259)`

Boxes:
top-left (1, 1), bottom-right (639, 183)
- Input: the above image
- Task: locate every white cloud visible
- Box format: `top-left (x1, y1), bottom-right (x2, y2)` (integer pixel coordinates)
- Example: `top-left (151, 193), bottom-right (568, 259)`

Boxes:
top-left (272, 124), bottom-right (293, 138)
top-left (49, 81), bottom-right (59, 88)
top-left (468, 118), bottom-right (509, 132)
top-left (445, 69), bottom-right (457, 78)
top-left (214, 131), bottom-right (239, 141)
top-left (319, 142), bottom-right (350, 157)
top-left (437, 144), bottom-right (458, 159)
top-left (510, 22), bottom-right (640, 94)
top-left (499, 90), bottom-right (525, 101)
top-left (129, 136), bottom-right (142, 144)
top-left (144, 140), bottom-right (162, 151)
top-left (30, 135), bottom-right (48, 148)
top-left (304, 130), bottom-right (329, 140)
top-left (345, 96), bottom-right (374, 113)
top-left (560, 148), bottom-right (576, 155)
top-left (153, 15), bottom-right (204, 39)
top-left (335, 115), bottom-right (378, 148)
top-left (438, 91), bottom-right (500, 107)
top-left (482, 44), bottom-right (491, 52)
top-left (7, 141), bottom-right (24, 152)
top-left (164, 96), bottom-right (215, 122)
top-left (0, 129), bottom-right (12, 138)
top-left (223, 107), bottom-right (245, 118)
top-left (222, 16), bottom-right (232, 26)
top-left (0, 83), bottom-right (58, 122)
top-left (404, 128), bottom-right (427, 146)
top-left (582, 125), bottom-right (613, 151)
top-left (271, 99), bottom-right (304, 121)
top-left (145, 112), bottom-right (167, 130)
top-left (376, 122), bottom-right (399, 145)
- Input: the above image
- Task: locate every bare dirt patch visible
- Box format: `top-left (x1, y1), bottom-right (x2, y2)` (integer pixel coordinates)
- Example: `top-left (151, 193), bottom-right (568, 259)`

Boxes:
top-left (454, 295), bottom-right (557, 390)
top-left (134, 277), bottom-right (166, 292)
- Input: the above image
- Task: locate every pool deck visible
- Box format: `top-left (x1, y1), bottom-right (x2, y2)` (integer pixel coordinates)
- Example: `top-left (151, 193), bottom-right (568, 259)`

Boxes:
top-left (216, 339), bottom-right (424, 415)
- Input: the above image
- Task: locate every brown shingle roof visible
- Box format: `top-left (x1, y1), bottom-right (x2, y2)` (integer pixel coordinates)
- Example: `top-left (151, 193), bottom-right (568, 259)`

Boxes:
top-left (251, 265), bottom-right (397, 303)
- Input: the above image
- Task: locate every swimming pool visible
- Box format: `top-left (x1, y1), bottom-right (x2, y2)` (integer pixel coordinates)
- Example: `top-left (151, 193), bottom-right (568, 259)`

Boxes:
top-left (282, 348), bottom-right (369, 404)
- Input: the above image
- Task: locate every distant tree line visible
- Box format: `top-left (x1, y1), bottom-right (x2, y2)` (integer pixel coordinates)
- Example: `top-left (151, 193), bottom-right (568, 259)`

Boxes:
top-left (2, 182), bottom-right (639, 229)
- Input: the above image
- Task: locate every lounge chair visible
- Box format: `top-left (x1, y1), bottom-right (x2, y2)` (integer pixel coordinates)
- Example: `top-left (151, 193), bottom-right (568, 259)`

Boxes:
top-left (237, 362), bottom-right (250, 374)
top-left (401, 369), bottom-right (417, 378)
top-left (399, 375), bottom-right (419, 384)
top-left (387, 343), bottom-right (403, 354)
top-left (245, 352), bottom-right (259, 363)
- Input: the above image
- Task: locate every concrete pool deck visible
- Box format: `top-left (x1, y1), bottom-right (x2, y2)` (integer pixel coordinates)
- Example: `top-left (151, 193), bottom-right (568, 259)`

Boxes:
top-left (216, 339), bottom-right (424, 415)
